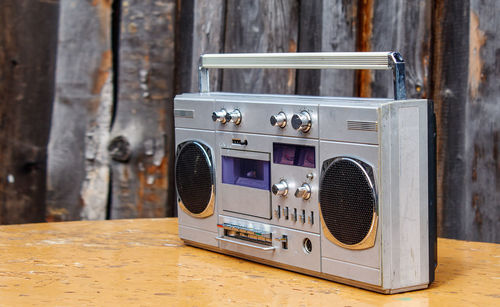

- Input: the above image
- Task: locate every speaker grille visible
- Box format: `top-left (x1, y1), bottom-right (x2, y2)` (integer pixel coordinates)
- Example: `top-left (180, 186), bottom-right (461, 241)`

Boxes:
top-left (175, 141), bottom-right (214, 215)
top-left (319, 158), bottom-right (376, 246)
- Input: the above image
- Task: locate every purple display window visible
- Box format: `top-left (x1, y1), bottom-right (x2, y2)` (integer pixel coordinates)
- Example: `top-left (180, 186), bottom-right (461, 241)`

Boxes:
top-left (273, 143), bottom-right (315, 168)
top-left (222, 156), bottom-right (270, 190)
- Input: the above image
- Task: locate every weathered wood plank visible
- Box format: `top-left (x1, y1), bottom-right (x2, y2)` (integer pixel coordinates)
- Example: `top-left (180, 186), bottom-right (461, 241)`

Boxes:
top-left (222, 0), bottom-right (299, 94)
top-left (0, 0), bottom-right (59, 224)
top-left (176, 0), bottom-right (226, 93)
top-left (463, 0), bottom-right (500, 243)
top-left (321, 0), bottom-right (358, 97)
top-left (297, 0), bottom-right (358, 97)
top-left (295, 0), bottom-right (322, 96)
top-left (359, 0), bottom-right (432, 99)
top-left (109, 0), bottom-right (176, 219)
top-left (432, 0), bottom-right (472, 240)
top-left (47, 0), bottom-right (113, 222)
top-left (432, 0), bottom-right (500, 243)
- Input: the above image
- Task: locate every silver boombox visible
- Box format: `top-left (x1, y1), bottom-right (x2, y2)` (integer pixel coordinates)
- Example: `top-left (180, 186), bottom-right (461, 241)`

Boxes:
top-left (174, 52), bottom-right (436, 294)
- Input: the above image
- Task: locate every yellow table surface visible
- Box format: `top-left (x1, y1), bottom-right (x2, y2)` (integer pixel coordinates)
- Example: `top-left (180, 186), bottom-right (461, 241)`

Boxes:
top-left (0, 218), bottom-right (498, 306)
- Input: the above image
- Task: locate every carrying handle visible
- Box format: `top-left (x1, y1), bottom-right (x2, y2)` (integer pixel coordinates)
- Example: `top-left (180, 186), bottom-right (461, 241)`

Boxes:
top-left (198, 51), bottom-right (406, 100)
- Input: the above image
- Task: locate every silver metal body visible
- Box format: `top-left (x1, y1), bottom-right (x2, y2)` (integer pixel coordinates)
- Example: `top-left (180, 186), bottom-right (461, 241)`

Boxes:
top-left (175, 52), bottom-right (432, 294)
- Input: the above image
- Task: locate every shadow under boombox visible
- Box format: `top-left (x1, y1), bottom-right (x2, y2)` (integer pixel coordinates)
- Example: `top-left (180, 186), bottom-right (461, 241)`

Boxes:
top-left (174, 52), bottom-right (437, 294)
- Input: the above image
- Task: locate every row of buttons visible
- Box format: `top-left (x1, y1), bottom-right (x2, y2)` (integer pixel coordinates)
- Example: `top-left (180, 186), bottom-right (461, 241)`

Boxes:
top-left (274, 206), bottom-right (314, 225)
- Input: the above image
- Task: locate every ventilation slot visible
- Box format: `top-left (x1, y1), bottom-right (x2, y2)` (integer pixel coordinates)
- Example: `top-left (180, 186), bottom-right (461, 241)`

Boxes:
top-left (347, 120), bottom-right (378, 132)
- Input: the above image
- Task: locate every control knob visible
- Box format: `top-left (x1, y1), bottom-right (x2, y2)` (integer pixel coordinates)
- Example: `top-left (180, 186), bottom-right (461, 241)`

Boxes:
top-left (272, 180), bottom-right (288, 196)
top-left (291, 111), bottom-right (312, 132)
top-left (212, 109), bottom-right (227, 124)
top-left (295, 183), bottom-right (311, 200)
top-left (225, 109), bottom-right (242, 125)
top-left (270, 112), bottom-right (287, 128)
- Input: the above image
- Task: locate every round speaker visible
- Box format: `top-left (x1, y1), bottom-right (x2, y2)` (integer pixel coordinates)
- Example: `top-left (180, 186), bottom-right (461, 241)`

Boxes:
top-left (175, 141), bottom-right (214, 217)
top-left (319, 157), bottom-right (377, 248)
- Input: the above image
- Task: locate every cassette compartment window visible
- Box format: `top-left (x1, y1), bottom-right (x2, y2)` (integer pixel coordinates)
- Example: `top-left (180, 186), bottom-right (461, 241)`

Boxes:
top-left (273, 143), bottom-right (315, 168)
top-left (222, 156), bottom-right (270, 190)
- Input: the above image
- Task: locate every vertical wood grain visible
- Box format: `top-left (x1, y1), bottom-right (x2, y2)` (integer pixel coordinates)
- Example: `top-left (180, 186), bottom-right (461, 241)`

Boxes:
top-left (432, 0), bottom-right (470, 239)
top-left (0, 0), bottom-right (59, 224)
top-left (175, 0), bottom-right (226, 93)
top-left (109, 0), bottom-right (176, 219)
top-left (463, 0), bottom-right (500, 242)
top-left (359, 0), bottom-right (432, 99)
top-left (320, 0), bottom-right (358, 97)
top-left (296, 0), bottom-right (358, 97)
top-left (222, 0), bottom-right (299, 94)
top-left (47, 0), bottom-right (113, 221)
top-left (295, 0), bottom-right (322, 96)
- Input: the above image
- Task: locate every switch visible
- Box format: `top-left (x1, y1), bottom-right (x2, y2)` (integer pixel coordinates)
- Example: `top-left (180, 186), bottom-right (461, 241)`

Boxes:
top-left (274, 207), bottom-right (280, 219)
top-left (308, 211), bottom-right (314, 225)
top-left (283, 207), bottom-right (289, 220)
top-left (281, 235), bottom-right (288, 249)
top-left (291, 208), bottom-right (297, 222)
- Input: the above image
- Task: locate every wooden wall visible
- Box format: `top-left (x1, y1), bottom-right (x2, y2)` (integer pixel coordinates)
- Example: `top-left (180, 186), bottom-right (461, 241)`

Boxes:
top-left (1, 0), bottom-right (498, 242)
top-left (0, 0), bottom-right (59, 224)
top-left (433, 0), bottom-right (500, 243)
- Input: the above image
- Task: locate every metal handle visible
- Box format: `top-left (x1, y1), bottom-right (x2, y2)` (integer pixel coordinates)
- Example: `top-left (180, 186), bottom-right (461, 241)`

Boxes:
top-left (216, 236), bottom-right (276, 251)
top-left (198, 51), bottom-right (406, 100)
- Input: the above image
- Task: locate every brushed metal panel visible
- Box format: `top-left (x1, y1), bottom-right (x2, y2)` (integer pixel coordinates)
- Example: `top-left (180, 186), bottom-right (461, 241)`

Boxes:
top-left (174, 95), bottom-right (215, 130)
top-left (214, 98), bottom-right (319, 139)
top-left (322, 257), bottom-right (381, 286)
top-left (319, 105), bottom-right (379, 144)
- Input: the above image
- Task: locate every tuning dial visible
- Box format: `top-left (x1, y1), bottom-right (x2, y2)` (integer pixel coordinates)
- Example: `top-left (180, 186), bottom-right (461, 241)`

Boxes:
top-left (291, 111), bottom-right (312, 132)
top-left (212, 109), bottom-right (228, 124)
top-left (272, 180), bottom-right (288, 196)
top-left (225, 109), bottom-right (242, 125)
top-left (295, 183), bottom-right (311, 200)
top-left (270, 112), bottom-right (287, 128)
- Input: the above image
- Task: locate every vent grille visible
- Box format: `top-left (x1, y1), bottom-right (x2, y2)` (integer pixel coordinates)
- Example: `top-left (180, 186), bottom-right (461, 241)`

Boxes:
top-left (319, 157), bottom-right (376, 246)
top-left (347, 120), bottom-right (378, 132)
top-left (175, 141), bottom-right (214, 215)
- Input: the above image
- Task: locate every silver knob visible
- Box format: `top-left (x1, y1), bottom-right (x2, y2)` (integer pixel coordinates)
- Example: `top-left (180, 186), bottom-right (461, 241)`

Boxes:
top-left (291, 111), bottom-right (311, 132)
top-left (270, 112), bottom-right (287, 128)
top-left (225, 109), bottom-right (242, 125)
top-left (212, 109), bottom-right (227, 124)
top-left (295, 183), bottom-right (311, 200)
top-left (272, 180), bottom-right (288, 196)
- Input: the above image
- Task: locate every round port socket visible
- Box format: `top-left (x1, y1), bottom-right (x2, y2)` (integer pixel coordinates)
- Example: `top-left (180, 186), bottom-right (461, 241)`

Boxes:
top-left (302, 238), bottom-right (312, 254)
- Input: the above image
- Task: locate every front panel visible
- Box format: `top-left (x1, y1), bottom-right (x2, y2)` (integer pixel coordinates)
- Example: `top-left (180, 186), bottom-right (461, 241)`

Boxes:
top-left (215, 132), bottom-right (320, 234)
top-left (319, 140), bottom-right (381, 285)
top-left (174, 92), bottom-right (433, 293)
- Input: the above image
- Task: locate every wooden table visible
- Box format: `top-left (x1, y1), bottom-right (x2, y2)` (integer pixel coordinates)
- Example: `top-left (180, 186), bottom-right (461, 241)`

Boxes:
top-left (0, 218), bottom-right (498, 306)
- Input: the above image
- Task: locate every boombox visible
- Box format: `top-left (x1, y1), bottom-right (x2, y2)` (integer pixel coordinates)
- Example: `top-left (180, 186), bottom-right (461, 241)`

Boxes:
top-left (174, 52), bottom-right (437, 294)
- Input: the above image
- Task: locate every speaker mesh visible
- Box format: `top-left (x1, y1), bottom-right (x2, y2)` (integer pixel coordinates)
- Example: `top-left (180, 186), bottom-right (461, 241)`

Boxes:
top-left (175, 142), bottom-right (213, 215)
top-left (319, 158), bottom-right (376, 245)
